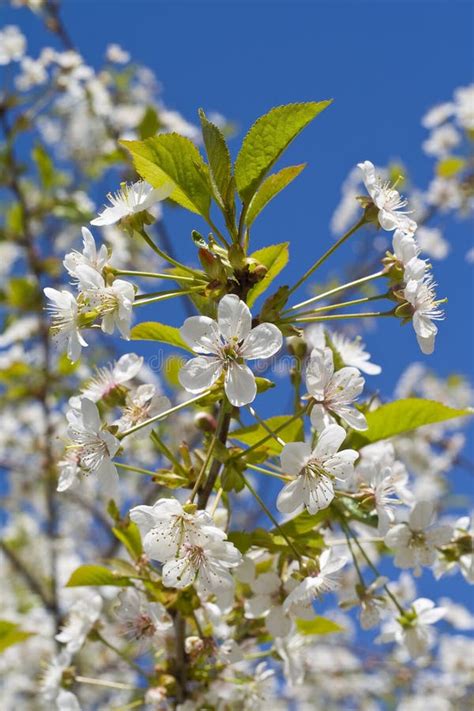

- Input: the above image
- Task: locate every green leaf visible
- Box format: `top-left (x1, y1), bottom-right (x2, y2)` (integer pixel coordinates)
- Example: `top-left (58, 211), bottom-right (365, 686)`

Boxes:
top-left (235, 101), bottom-right (331, 204)
top-left (0, 621), bottom-right (35, 653)
top-left (436, 156), bottom-right (466, 178)
top-left (246, 164), bottom-right (306, 226)
top-left (199, 109), bottom-right (232, 209)
top-left (247, 242), bottom-right (289, 307)
top-left (121, 133), bottom-right (211, 217)
top-left (275, 510), bottom-right (328, 538)
top-left (231, 415), bottom-right (303, 456)
top-left (65, 564), bottom-right (133, 587)
top-left (130, 321), bottom-right (192, 351)
top-left (112, 522), bottom-right (143, 560)
top-left (348, 398), bottom-right (473, 449)
top-left (32, 143), bottom-right (55, 190)
top-left (138, 105), bottom-right (161, 139)
top-left (295, 616), bottom-right (344, 636)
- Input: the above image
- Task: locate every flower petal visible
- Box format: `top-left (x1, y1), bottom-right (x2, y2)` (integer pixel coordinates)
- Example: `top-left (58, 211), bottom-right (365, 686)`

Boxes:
top-left (180, 315), bottom-right (221, 354)
top-left (217, 294), bottom-right (252, 342)
top-left (224, 362), bottom-right (256, 406)
top-left (179, 356), bottom-right (223, 393)
top-left (280, 442), bottom-right (312, 477)
top-left (240, 323), bottom-right (282, 360)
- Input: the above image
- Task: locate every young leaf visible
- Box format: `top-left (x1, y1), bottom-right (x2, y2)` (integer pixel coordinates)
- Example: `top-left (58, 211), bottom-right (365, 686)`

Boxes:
top-left (32, 143), bottom-right (55, 190)
top-left (295, 616), bottom-right (344, 635)
top-left (235, 101), bottom-right (331, 204)
top-left (121, 134), bottom-right (211, 217)
top-left (231, 414), bottom-right (303, 456)
top-left (130, 321), bottom-right (192, 351)
top-left (348, 398), bottom-right (473, 449)
top-left (112, 522), bottom-right (143, 559)
top-left (246, 164), bottom-right (306, 226)
top-left (199, 109), bottom-right (232, 210)
top-left (0, 620), bottom-right (35, 653)
top-left (247, 242), bottom-right (289, 307)
top-left (66, 564), bottom-right (133, 587)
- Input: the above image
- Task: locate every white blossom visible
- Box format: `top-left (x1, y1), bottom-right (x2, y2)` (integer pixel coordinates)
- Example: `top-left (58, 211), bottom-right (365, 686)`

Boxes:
top-left (306, 346), bottom-right (367, 431)
top-left (384, 501), bottom-right (452, 575)
top-left (105, 43), bottom-right (130, 64)
top-left (422, 124), bottom-right (461, 157)
top-left (44, 287), bottom-right (87, 361)
top-left (378, 597), bottom-right (445, 658)
top-left (63, 227), bottom-right (109, 281)
top-left (115, 588), bottom-right (172, 651)
top-left (76, 265), bottom-right (135, 338)
top-left (55, 594), bottom-right (102, 654)
top-left (404, 275), bottom-right (444, 355)
top-left (277, 424), bottom-right (358, 516)
top-left (70, 352), bottom-right (143, 408)
top-left (416, 226), bottom-right (450, 260)
top-left (284, 549), bottom-right (347, 612)
top-left (0, 26), bottom-right (26, 65)
top-left (115, 383), bottom-right (170, 433)
top-left (91, 180), bottom-right (172, 226)
top-left (358, 160), bottom-right (417, 233)
top-left (179, 294), bottom-right (282, 407)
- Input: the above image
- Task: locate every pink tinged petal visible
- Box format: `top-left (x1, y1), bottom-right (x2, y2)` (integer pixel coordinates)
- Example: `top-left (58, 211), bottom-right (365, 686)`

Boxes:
top-left (217, 294), bottom-right (252, 342)
top-left (162, 558), bottom-right (196, 590)
top-left (313, 424), bottom-right (346, 460)
top-left (240, 323), bottom-right (283, 359)
top-left (224, 361), bottom-right (256, 406)
top-left (180, 316), bottom-right (221, 354)
top-left (334, 404), bottom-right (368, 431)
top-left (81, 398), bottom-right (101, 432)
top-left (276, 479), bottom-right (305, 515)
top-left (409, 501), bottom-right (434, 531)
top-left (304, 474), bottom-right (334, 514)
top-left (280, 442), bottom-right (312, 477)
top-left (179, 356), bottom-right (223, 393)
top-left (266, 606), bottom-right (291, 638)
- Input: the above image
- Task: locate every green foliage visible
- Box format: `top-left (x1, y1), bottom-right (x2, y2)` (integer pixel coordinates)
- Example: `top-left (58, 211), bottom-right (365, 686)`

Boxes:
top-left (32, 143), bottom-right (55, 190)
top-left (247, 242), bottom-right (289, 307)
top-left (246, 164), bottom-right (306, 226)
top-left (436, 156), bottom-right (466, 178)
top-left (199, 109), bottom-right (233, 214)
top-left (130, 321), bottom-right (192, 351)
top-left (295, 616), bottom-right (344, 635)
top-left (121, 133), bottom-right (211, 217)
top-left (348, 398), bottom-right (473, 449)
top-left (234, 101), bottom-right (331, 205)
top-left (111, 521), bottom-right (143, 560)
top-left (0, 620), bottom-right (34, 653)
top-left (138, 106), bottom-right (161, 139)
top-left (6, 277), bottom-right (39, 310)
top-left (65, 564), bottom-right (133, 587)
top-left (231, 415), bottom-right (304, 456)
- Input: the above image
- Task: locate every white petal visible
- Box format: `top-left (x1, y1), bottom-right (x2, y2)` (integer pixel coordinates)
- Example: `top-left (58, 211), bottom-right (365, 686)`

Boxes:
top-left (97, 459), bottom-right (119, 499)
top-left (180, 316), bottom-right (221, 354)
top-left (334, 404), bottom-right (368, 431)
top-left (313, 424), bottom-right (346, 460)
top-left (276, 479), bottom-right (305, 515)
top-left (310, 403), bottom-right (334, 432)
top-left (224, 362), bottom-right (256, 406)
top-left (409, 501), bottom-right (434, 531)
top-left (280, 442), bottom-right (312, 477)
top-left (304, 473), bottom-right (334, 514)
top-left (305, 347), bottom-right (334, 398)
top-left (240, 323), bottom-right (282, 360)
top-left (266, 606), bottom-right (291, 638)
top-left (162, 558), bottom-right (196, 589)
top-left (179, 356), bottom-right (222, 393)
top-left (81, 398), bottom-right (101, 432)
top-left (217, 294), bottom-right (252, 342)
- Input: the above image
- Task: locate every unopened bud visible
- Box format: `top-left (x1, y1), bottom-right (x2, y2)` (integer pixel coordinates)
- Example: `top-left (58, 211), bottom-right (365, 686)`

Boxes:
top-left (194, 411), bottom-right (217, 432)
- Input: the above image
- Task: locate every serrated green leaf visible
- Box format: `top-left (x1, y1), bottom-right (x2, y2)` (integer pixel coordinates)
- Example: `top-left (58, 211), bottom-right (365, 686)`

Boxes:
top-left (295, 616), bottom-right (344, 635)
top-left (348, 398), bottom-right (473, 449)
top-left (231, 415), bottom-right (303, 456)
top-left (247, 242), bottom-right (289, 307)
top-left (130, 321), bottom-right (192, 351)
top-left (246, 164), bottom-right (306, 226)
top-left (121, 134), bottom-right (211, 217)
top-left (235, 101), bottom-right (331, 204)
top-left (199, 109), bottom-right (232, 209)
top-left (0, 621), bottom-right (35, 653)
top-left (112, 522), bottom-right (143, 559)
top-left (65, 564), bottom-right (133, 587)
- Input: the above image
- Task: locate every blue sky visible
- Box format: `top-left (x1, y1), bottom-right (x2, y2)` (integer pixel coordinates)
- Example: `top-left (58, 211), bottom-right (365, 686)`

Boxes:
top-left (5, 1), bottom-right (473, 611)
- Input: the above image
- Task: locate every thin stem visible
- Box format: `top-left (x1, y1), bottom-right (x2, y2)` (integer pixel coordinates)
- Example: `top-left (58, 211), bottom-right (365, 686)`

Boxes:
top-left (133, 286), bottom-right (204, 307)
top-left (238, 472), bottom-right (302, 562)
top-left (287, 215), bottom-right (367, 297)
top-left (207, 217), bottom-right (231, 248)
top-left (150, 431), bottom-right (188, 477)
top-left (75, 676), bottom-right (140, 691)
top-left (197, 403), bottom-right (231, 509)
top-left (287, 292), bottom-right (389, 318)
top-left (189, 428), bottom-right (220, 503)
top-left (246, 463), bottom-right (291, 481)
top-left (285, 269), bottom-right (385, 312)
top-left (210, 487), bottom-right (224, 516)
top-left (231, 405), bottom-right (309, 461)
top-left (115, 462), bottom-right (158, 477)
top-left (136, 228), bottom-right (198, 276)
top-left (246, 405), bottom-right (286, 447)
top-left (119, 391), bottom-right (212, 438)
top-left (282, 310), bottom-right (394, 324)
top-left (114, 269), bottom-right (201, 282)
top-left (340, 521), bottom-right (366, 588)
top-left (173, 613), bottom-right (187, 703)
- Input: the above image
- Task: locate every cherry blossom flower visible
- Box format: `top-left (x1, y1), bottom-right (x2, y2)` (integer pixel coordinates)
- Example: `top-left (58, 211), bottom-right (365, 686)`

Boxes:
top-left (40, 651), bottom-right (79, 708)
top-left (358, 160), bottom-right (417, 233)
top-left (342, 576), bottom-right (387, 630)
top-left (76, 265), bottom-right (135, 338)
top-left (63, 226), bottom-right (109, 281)
top-left (284, 550), bottom-right (347, 612)
top-left (90, 180), bottom-right (173, 226)
top-left (0, 26), bottom-right (26, 65)
top-left (305, 347), bottom-right (367, 431)
top-left (179, 294), bottom-right (282, 407)
top-left (115, 588), bottom-right (172, 652)
top-left (58, 398), bottom-right (119, 494)
top-left (70, 353), bottom-right (143, 408)
top-left (384, 501), bottom-right (453, 576)
top-left (277, 424), bottom-right (358, 516)
top-left (355, 462), bottom-right (404, 534)
top-left (378, 597), bottom-right (446, 658)
top-left (307, 325), bottom-right (381, 375)
top-left (404, 275), bottom-right (444, 355)
top-left (55, 594), bottom-right (102, 654)
top-left (115, 384), bottom-right (170, 433)
top-left (44, 287), bottom-right (87, 361)
top-left (416, 226), bottom-right (449, 260)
